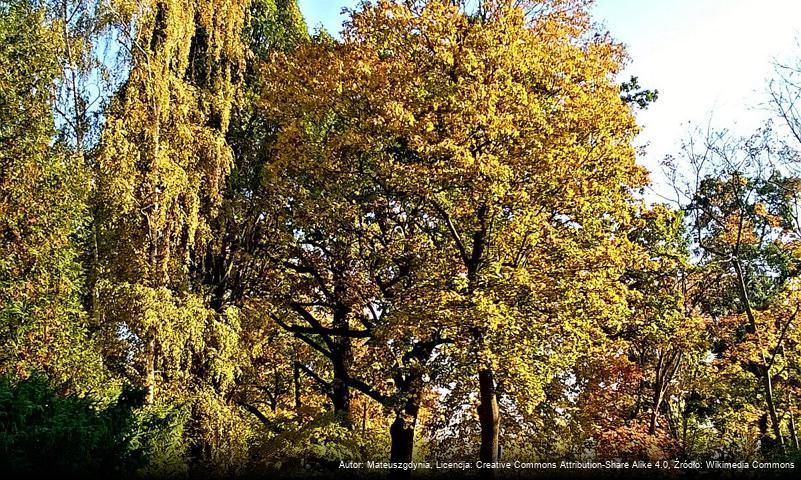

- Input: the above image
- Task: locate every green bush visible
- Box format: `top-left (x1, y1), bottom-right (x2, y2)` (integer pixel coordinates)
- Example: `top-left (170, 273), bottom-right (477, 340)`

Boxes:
top-left (0, 374), bottom-right (146, 476)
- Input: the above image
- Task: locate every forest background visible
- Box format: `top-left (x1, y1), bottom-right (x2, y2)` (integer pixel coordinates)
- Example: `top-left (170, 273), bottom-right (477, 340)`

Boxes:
top-left (3, 0), bottom-right (801, 478)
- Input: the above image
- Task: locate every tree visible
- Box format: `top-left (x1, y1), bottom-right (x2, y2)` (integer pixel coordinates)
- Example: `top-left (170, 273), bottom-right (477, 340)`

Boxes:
top-left (45, 0), bottom-right (110, 153)
top-left (92, 0), bottom-right (254, 472)
top-left (668, 125), bottom-right (801, 454)
top-left (568, 205), bottom-right (708, 460)
top-left (0, 0), bottom-right (104, 392)
top-left (262, 0), bottom-right (648, 466)
top-left (17, 0), bottom-right (801, 473)
top-left (251, 144), bottom-right (451, 471)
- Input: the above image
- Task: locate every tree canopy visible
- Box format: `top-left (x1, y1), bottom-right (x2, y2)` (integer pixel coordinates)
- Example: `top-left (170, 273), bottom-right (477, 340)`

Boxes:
top-left (2, 0), bottom-right (801, 477)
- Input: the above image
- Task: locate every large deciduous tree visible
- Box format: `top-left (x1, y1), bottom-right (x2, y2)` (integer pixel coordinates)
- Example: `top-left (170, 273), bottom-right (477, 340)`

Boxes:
top-left (262, 0), bottom-right (647, 463)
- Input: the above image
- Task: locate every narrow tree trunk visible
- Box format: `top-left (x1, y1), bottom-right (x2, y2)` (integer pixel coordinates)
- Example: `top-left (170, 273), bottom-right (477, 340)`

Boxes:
top-left (788, 401), bottom-right (800, 451)
top-left (630, 378), bottom-right (645, 423)
top-left (759, 413), bottom-right (772, 456)
top-left (362, 403), bottom-right (368, 437)
top-left (649, 388), bottom-right (664, 435)
top-left (478, 368), bottom-right (500, 466)
top-left (293, 351), bottom-right (302, 409)
top-left (733, 260), bottom-right (785, 451)
top-left (761, 365), bottom-right (785, 450)
top-left (145, 336), bottom-right (156, 404)
top-left (650, 350), bottom-right (681, 435)
top-left (649, 351), bottom-right (665, 435)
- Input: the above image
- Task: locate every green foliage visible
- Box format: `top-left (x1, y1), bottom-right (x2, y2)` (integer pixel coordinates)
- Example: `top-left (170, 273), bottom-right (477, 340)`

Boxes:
top-left (248, 0), bottom-right (308, 60)
top-left (90, 1), bottom-right (305, 473)
top-left (620, 75), bottom-right (659, 109)
top-left (130, 402), bottom-right (191, 478)
top-left (0, 0), bottom-right (105, 391)
top-left (0, 374), bottom-right (145, 476)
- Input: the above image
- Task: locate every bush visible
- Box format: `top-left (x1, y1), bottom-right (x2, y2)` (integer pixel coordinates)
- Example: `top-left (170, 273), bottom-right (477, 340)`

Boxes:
top-left (0, 374), bottom-right (146, 476)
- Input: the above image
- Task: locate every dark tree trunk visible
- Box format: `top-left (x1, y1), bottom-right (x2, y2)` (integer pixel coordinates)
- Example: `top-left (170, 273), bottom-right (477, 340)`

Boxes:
top-left (389, 415), bottom-right (416, 480)
top-left (649, 389), bottom-right (663, 435)
top-left (293, 352), bottom-right (302, 409)
top-left (759, 413), bottom-right (774, 456)
top-left (331, 305), bottom-right (353, 425)
top-left (478, 368), bottom-right (500, 467)
top-left (789, 403), bottom-right (800, 451)
top-left (331, 357), bottom-right (351, 422)
top-left (389, 366), bottom-right (425, 480)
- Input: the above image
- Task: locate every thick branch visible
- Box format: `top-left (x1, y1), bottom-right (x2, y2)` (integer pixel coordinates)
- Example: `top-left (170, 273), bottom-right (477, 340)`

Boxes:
top-left (239, 402), bottom-right (282, 433)
top-left (432, 201), bottom-right (470, 266)
top-left (295, 362), bottom-right (333, 395)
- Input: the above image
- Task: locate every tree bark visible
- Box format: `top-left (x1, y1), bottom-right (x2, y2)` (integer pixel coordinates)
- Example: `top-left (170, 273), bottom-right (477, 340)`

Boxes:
top-left (389, 365), bottom-right (425, 480)
top-left (330, 350), bottom-right (351, 424)
top-left (145, 336), bottom-right (156, 404)
top-left (649, 350), bottom-right (681, 435)
top-left (478, 368), bottom-right (500, 467)
top-left (293, 351), bottom-right (302, 409)
top-left (788, 401), bottom-right (800, 451)
top-left (389, 414), bottom-right (416, 480)
top-left (649, 389), bottom-right (664, 435)
top-left (761, 364), bottom-right (785, 450)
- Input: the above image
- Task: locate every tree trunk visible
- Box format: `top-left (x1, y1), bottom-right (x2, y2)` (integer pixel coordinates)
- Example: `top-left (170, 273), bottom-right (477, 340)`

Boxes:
top-left (649, 350), bottom-right (681, 435)
top-left (390, 367), bottom-right (424, 480)
top-left (478, 368), bottom-right (500, 467)
top-left (761, 365), bottom-right (785, 450)
top-left (321, 290), bottom-right (353, 423)
top-left (331, 306), bottom-right (353, 425)
top-left (331, 354), bottom-right (351, 424)
top-left (650, 352), bottom-right (665, 435)
top-left (649, 388), bottom-right (664, 435)
top-left (293, 352), bottom-right (302, 409)
top-left (145, 336), bottom-right (156, 404)
top-left (733, 260), bottom-right (785, 451)
top-left (389, 414), bottom-right (416, 480)
top-left (789, 401), bottom-right (800, 451)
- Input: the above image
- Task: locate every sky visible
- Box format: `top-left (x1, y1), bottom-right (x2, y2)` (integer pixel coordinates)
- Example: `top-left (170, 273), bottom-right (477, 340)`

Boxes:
top-left (297, 0), bottom-right (801, 196)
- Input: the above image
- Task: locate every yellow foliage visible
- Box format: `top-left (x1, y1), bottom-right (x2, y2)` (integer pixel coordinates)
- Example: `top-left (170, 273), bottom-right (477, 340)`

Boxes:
top-left (262, 0), bottom-right (647, 428)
